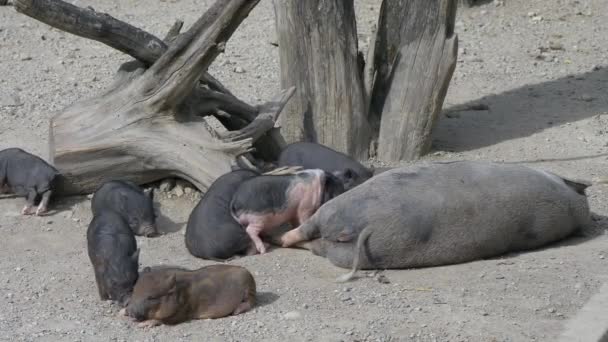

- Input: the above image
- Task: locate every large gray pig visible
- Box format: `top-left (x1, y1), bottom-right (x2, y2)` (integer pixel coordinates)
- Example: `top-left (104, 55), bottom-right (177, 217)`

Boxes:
top-left (280, 161), bottom-right (591, 282)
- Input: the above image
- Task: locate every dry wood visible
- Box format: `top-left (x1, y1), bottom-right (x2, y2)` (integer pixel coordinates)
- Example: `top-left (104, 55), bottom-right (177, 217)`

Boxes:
top-left (272, 0), bottom-right (371, 160)
top-left (12, 0), bottom-right (296, 195)
top-left (14, 0), bottom-right (258, 125)
top-left (373, 0), bottom-right (458, 161)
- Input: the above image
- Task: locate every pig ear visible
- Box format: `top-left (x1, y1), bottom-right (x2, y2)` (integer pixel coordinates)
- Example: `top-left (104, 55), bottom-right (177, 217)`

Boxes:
top-left (118, 192), bottom-right (129, 211)
top-left (131, 249), bottom-right (140, 263)
top-left (343, 168), bottom-right (355, 180)
top-left (166, 273), bottom-right (177, 293)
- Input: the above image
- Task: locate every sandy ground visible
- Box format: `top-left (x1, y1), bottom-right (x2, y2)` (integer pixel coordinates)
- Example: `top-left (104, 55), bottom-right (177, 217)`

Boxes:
top-left (1, 0), bottom-right (608, 341)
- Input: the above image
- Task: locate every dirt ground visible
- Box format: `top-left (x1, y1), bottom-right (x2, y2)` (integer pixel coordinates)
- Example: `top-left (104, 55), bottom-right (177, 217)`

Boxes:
top-left (1, 0), bottom-right (608, 341)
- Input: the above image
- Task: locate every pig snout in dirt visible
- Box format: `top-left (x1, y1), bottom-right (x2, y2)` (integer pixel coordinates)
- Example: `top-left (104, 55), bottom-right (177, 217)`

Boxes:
top-left (91, 180), bottom-right (158, 237)
top-left (277, 142), bottom-right (374, 191)
top-left (230, 169), bottom-right (346, 255)
top-left (87, 211), bottom-right (140, 306)
top-left (0, 147), bottom-right (60, 216)
top-left (185, 170), bottom-right (259, 261)
top-left (125, 264), bottom-right (256, 327)
top-left (280, 161), bottom-right (591, 283)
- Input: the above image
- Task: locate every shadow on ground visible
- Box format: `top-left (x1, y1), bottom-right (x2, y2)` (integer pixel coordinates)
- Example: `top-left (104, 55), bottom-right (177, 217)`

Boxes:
top-left (433, 67), bottom-right (608, 152)
top-left (255, 291), bottom-right (280, 308)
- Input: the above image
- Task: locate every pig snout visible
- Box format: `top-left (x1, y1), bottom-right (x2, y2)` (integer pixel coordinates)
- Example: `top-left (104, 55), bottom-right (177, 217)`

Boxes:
top-left (126, 303), bottom-right (147, 321)
top-left (118, 293), bottom-right (132, 307)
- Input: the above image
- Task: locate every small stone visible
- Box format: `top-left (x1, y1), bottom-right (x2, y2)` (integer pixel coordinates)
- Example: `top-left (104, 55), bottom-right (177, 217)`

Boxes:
top-left (600, 255), bottom-right (605, 259)
top-left (0, 93), bottom-right (22, 107)
top-left (302, 304), bottom-right (308, 309)
top-left (284, 311), bottom-right (301, 320)
top-left (159, 179), bottom-right (175, 192)
top-left (580, 94), bottom-right (594, 102)
top-left (527, 11), bottom-right (537, 17)
top-left (21, 55), bottom-right (33, 61)
top-left (184, 187), bottom-right (193, 195)
top-left (482, 312), bottom-right (489, 316)
top-left (592, 65), bottom-right (602, 71)
top-left (174, 185), bottom-right (184, 197)
top-left (376, 274), bottom-right (390, 284)
top-left (548, 308), bottom-right (556, 314)
top-left (549, 41), bottom-right (564, 50)
top-left (14, 267), bottom-right (22, 272)
top-left (532, 16), bottom-right (543, 21)
top-left (234, 66), bottom-right (245, 73)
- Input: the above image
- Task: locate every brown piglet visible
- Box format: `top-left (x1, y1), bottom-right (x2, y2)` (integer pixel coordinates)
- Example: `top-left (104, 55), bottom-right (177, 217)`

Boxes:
top-left (123, 265), bottom-right (256, 327)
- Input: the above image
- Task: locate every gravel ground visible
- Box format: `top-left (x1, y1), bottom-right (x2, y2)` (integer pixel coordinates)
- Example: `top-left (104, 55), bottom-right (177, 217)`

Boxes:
top-left (1, 0), bottom-right (608, 341)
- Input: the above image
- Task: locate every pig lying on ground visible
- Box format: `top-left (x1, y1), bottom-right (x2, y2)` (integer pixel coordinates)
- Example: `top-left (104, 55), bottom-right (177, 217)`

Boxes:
top-left (0, 148), bottom-right (60, 216)
top-left (185, 166), bottom-right (303, 260)
top-left (231, 169), bottom-right (346, 254)
top-left (91, 180), bottom-right (158, 237)
top-left (87, 211), bottom-right (140, 305)
top-left (280, 161), bottom-right (591, 282)
top-left (124, 265), bottom-right (256, 327)
top-left (185, 169), bottom-right (260, 260)
top-left (277, 142), bottom-right (374, 191)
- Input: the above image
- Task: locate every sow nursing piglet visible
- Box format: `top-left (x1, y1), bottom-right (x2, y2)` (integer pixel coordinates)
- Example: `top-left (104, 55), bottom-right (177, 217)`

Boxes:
top-left (231, 169), bottom-right (346, 254)
top-left (124, 265), bottom-right (256, 327)
top-left (281, 161), bottom-right (591, 281)
top-left (0, 148), bottom-right (60, 215)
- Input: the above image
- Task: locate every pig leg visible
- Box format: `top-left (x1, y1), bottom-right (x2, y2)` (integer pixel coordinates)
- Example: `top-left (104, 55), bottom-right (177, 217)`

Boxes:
top-left (36, 190), bottom-right (52, 216)
top-left (137, 320), bottom-right (161, 328)
top-left (232, 300), bottom-right (253, 315)
top-left (280, 219), bottom-right (320, 247)
top-left (21, 189), bottom-right (37, 215)
top-left (245, 225), bottom-right (267, 254)
top-left (244, 241), bottom-right (270, 255)
top-left (0, 182), bottom-right (9, 194)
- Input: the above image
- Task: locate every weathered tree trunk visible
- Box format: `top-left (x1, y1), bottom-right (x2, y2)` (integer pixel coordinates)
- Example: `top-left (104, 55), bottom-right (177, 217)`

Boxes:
top-left (273, 0), bottom-right (458, 163)
top-left (372, 0), bottom-right (458, 161)
top-left (15, 0), bottom-right (295, 195)
top-left (272, 0), bottom-right (371, 160)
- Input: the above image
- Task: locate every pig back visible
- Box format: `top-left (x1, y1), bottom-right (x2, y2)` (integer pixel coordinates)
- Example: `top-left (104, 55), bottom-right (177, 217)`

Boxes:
top-left (315, 161), bottom-right (590, 269)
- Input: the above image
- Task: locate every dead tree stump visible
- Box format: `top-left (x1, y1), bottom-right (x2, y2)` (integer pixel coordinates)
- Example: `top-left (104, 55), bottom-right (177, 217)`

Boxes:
top-left (14, 0), bottom-right (295, 195)
top-left (273, 0), bottom-right (458, 163)
top-left (272, 0), bottom-right (371, 160)
top-left (373, 0), bottom-right (458, 161)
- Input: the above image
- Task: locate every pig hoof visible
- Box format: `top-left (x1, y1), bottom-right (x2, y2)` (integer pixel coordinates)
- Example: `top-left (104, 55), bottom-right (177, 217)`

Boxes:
top-left (21, 206), bottom-right (34, 215)
top-left (137, 320), bottom-right (160, 328)
top-left (35, 208), bottom-right (47, 216)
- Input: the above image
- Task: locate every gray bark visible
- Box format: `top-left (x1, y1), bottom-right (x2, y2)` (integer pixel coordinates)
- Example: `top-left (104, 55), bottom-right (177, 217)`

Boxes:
top-left (16, 0), bottom-right (295, 195)
top-left (372, 0), bottom-right (458, 161)
top-left (272, 0), bottom-right (371, 160)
